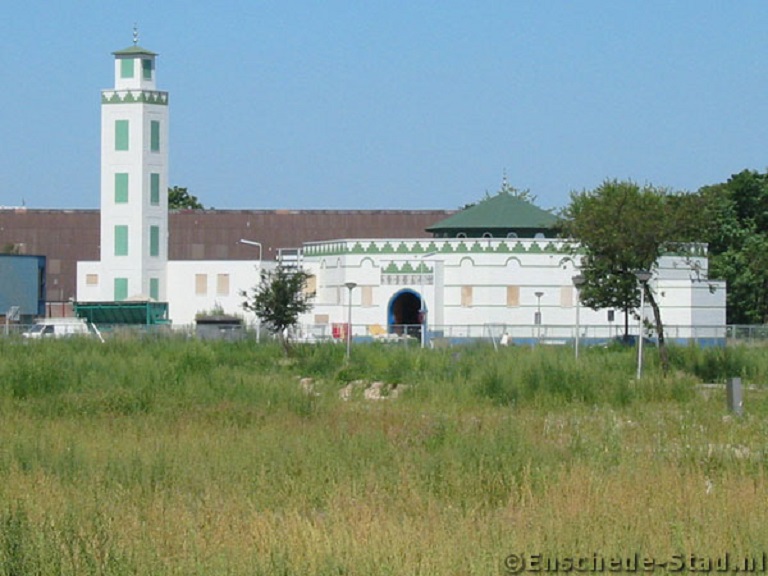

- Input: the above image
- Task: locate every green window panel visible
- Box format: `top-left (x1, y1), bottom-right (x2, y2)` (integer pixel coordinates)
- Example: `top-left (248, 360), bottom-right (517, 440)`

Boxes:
top-left (114, 225), bottom-right (129, 256)
top-left (114, 173), bottom-right (129, 203)
top-left (115, 120), bottom-right (129, 151)
top-left (150, 120), bottom-right (160, 152)
top-left (150, 173), bottom-right (160, 205)
top-left (142, 59), bottom-right (153, 80)
top-left (120, 58), bottom-right (134, 79)
top-left (114, 278), bottom-right (128, 301)
top-left (150, 225), bottom-right (160, 257)
top-left (149, 278), bottom-right (160, 301)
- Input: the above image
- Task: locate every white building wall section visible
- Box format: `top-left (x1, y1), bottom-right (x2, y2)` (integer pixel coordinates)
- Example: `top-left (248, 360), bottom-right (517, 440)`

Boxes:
top-left (165, 260), bottom-right (264, 327)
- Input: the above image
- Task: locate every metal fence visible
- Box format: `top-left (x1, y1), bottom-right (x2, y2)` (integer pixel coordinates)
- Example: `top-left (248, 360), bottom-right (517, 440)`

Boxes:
top-left (4, 320), bottom-right (766, 348)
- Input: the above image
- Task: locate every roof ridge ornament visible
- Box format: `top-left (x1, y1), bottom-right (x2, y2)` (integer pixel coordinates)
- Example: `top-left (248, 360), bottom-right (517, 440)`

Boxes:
top-left (133, 23), bottom-right (139, 46)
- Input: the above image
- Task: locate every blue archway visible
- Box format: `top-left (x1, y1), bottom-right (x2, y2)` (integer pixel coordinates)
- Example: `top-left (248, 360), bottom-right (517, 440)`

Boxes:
top-left (387, 288), bottom-right (425, 337)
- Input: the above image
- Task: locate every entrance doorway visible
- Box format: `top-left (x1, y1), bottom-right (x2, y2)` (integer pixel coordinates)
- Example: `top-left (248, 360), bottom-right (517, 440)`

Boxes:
top-left (388, 289), bottom-right (423, 337)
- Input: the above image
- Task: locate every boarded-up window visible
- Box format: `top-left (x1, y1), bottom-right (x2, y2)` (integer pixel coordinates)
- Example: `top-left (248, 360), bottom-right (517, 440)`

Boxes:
top-left (216, 274), bottom-right (230, 296)
top-left (314, 314), bottom-right (329, 325)
top-left (86, 274), bottom-right (98, 286)
top-left (195, 274), bottom-right (207, 296)
top-left (561, 286), bottom-right (573, 307)
top-left (361, 285), bottom-right (373, 307)
top-left (461, 286), bottom-right (473, 307)
top-left (304, 275), bottom-right (317, 296)
top-left (507, 286), bottom-right (520, 307)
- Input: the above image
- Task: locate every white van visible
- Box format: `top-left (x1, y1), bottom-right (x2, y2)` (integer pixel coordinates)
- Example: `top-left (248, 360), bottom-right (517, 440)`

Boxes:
top-left (22, 318), bottom-right (101, 340)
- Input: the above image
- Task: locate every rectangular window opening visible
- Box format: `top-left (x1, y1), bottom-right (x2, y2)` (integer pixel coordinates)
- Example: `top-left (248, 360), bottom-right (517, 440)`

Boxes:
top-left (114, 173), bottom-right (129, 203)
top-left (149, 278), bottom-right (160, 301)
top-left (142, 59), bottom-right (152, 80)
top-left (120, 58), bottom-right (134, 79)
top-left (115, 120), bottom-right (129, 151)
top-left (195, 274), bottom-right (207, 296)
top-left (114, 225), bottom-right (129, 256)
top-left (150, 173), bottom-right (160, 205)
top-left (149, 226), bottom-right (160, 257)
top-left (114, 278), bottom-right (128, 301)
top-left (216, 274), bottom-right (230, 296)
top-left (150, 120), bottom-right (160, 152)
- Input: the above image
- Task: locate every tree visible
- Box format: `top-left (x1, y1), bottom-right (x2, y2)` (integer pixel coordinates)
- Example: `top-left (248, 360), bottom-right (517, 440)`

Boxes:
top-left (696, 170), bottom-right (768, 324)
top-left (241, 265), bottom-right (314, 353)
top-left (561, 180), bottom-right (703, 373)
top-left (168, 186), bottom-right (204, 210)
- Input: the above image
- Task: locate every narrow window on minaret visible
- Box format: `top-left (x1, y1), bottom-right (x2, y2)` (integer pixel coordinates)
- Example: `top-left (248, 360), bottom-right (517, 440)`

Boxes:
top-left (114, 278), bottom-right (128, 301)
top-left (150, 121), bottom-right (160, 152)
top-left (142, 59), bottom-right (152, 80)
top-left (114, 225), bottom-right (129, 256)
top-left (115, 120), bottom-right (129, 151)
top-left (149, 278), bottom-right (160, 301)
top-left (150, 226), bottom-right (160, 257)
top-left (115, 173), bottom-right (129, 203)
top-left (150, 174), bottom-right (160, 205)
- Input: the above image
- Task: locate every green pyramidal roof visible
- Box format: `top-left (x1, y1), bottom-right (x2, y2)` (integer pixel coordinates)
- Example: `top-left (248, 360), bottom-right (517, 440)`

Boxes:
top-left (112, 45), bottom-right (157, 57)
top-left (426, 192), bottom-right (558, 232)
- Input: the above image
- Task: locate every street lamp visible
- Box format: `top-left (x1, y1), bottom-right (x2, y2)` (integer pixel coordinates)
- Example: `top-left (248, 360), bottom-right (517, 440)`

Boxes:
top-left (344, 282), bottom-right (357, 360)
top-left (534, 291), bottom-right (544, 344)
top-left (572, 275), bottom-right (585, 359)
top-left (240, 239), bottom-right (263, 343)
top-left (635, 270), bottom-right (652, 379)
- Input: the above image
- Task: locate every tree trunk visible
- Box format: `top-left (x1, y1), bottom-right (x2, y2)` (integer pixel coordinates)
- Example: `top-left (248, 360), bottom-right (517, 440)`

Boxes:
top-left (644, 285), bottom-right (669, 375)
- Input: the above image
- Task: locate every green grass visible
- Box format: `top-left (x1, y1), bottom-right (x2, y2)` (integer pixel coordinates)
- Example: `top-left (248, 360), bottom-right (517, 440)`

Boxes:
top-left (0, 337), bottom-right (766, 574)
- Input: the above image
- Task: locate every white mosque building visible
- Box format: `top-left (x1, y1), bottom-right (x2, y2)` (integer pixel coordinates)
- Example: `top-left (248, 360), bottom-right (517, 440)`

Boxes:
top-left (76, 38), bottom-right (726, 345)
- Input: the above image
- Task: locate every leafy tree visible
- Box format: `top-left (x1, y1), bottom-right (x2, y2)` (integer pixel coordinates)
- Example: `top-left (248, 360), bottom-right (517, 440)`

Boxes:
top-left (168, 186), bottom-right (204, 210)
top-left (241, 265), bottom-right (314, 353)
top-left (697, 170), bottom-right (768, 324)
top-left (561, 180), bottom-right (702, 373)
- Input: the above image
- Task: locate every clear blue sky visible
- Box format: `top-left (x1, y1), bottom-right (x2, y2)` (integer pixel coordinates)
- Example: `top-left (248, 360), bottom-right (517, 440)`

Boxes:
top-left (3, 1), bottom-right (768, 211)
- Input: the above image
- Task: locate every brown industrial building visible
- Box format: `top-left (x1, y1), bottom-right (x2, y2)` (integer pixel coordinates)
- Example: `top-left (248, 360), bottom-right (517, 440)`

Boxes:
top-left (0, 208), bottom-right (454, 305)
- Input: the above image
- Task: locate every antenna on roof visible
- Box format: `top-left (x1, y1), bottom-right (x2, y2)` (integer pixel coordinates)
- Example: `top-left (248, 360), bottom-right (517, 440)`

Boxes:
top-left (133, 23), bottom-right (139, 45)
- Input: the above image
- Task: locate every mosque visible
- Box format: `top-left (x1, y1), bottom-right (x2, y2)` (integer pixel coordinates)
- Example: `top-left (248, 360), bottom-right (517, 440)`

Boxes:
top-left (70, 37), bottom-right (725, 344)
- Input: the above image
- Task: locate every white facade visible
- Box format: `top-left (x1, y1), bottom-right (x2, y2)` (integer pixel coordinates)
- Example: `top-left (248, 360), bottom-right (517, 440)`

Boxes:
top-left (298, 238), bottom-right (727, 345)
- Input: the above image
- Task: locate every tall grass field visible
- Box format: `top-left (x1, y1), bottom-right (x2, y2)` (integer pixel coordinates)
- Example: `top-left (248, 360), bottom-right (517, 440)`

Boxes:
top-left (0, 337), bottom-right (767, 575)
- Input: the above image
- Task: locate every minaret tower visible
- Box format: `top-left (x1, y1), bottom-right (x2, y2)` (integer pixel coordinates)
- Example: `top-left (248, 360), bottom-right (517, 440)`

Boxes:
top-left (99, 27), bottom-right (168, 302)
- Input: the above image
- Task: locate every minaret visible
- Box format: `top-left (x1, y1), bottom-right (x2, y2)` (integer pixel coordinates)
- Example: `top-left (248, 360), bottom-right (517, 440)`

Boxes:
top-left (99, 27), bottom-right (168, 302)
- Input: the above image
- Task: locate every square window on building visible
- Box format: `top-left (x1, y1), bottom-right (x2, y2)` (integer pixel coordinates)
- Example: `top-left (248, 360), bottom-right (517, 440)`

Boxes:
top-left (115, 173), bottom-right (129, 203)
top-left (216, 274), bottom-right (230, 296)
top-left (115, 120), bottom-right (129, 151)
top-left (86, 274), bottom-right (99, 286)
top-left (195, 274), bottom-right (207, 296)
top-left (114, 225), bottom-right (129, 256)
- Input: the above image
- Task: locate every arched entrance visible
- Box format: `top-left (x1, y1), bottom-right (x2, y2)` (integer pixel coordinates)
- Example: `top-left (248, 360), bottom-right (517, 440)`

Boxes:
top-left (388, 289), bottom-right (423, 337)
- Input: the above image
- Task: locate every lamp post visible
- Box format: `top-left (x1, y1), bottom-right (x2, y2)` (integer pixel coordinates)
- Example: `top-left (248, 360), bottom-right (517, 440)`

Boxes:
top-left (344, 282), bottom-right (357, 360)
top-left (534, 291), bottom-right (544, 345)
top-left (239, 239), bottom-right (263, 343)
top-left (572, 275), bottom-right (585, 359)
top-left (635, 270), bottom-right (652, 379)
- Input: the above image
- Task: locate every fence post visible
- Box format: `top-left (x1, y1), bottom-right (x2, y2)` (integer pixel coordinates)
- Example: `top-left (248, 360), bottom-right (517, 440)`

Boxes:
top-left (726, 377), bottom-right (743, 416)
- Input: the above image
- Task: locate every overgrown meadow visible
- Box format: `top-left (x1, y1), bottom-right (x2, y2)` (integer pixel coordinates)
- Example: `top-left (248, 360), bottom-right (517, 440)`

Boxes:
top-left (1, 336), bottom-right (767, 575)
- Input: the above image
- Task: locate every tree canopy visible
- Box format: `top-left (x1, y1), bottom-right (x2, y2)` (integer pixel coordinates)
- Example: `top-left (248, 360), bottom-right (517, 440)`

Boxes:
top-left (561, 180), bottom-right (703, 372)
top-left (241, 266), bottom-right (314, 353)
top-left (168, 186), bottom-right (204, 210)
top-left (696, 170), bottom-right (768, 325)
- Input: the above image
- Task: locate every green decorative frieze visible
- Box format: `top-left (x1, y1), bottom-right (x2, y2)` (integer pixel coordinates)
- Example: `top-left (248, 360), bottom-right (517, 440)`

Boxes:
top-left (101, 90), bottom-right (169, 105)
